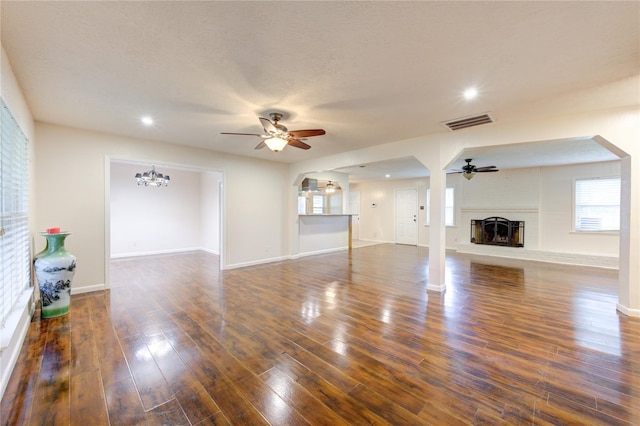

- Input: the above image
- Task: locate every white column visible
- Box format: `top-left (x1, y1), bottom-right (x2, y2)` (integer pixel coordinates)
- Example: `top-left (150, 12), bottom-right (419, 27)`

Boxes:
top-left (618, 156), bottom-right (640, 316)
top-left (427, 167), bottom-right (447, 292)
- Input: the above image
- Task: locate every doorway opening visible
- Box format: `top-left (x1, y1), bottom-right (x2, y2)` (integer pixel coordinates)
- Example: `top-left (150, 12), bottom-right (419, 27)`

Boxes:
top-left (106, 159), bottom-right (224, 288)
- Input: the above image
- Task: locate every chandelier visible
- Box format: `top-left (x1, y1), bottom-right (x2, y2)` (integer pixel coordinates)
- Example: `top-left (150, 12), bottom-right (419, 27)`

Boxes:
top-left (325, 181), bottom-right (336, 193)
top-left (134, 165), bottom-right (170, 187)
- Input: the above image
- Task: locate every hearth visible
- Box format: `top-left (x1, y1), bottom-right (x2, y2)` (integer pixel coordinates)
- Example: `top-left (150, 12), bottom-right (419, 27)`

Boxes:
top-left (470, 217), bottom-right (524, 247)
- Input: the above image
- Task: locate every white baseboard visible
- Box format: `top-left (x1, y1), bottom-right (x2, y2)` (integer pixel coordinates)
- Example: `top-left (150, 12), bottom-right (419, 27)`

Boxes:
top-left (298, 246), bottom-right (349, 258)
top-left (225, 246), bottom-right (350, 269)
top-left (427, 283), bottom-right (446, 292)
top-left (111, 247), bottom-right (203, 259)
top-left (200, 247), bottom-right (219, 255)
top-left (224, 255), bottom-right (290, 270)
top-left (616, 303), bottom-right (640, 317)
top-left (71, 283), bottom-right (106, 295)
top-left (455, 244), bottom-right (618, 269)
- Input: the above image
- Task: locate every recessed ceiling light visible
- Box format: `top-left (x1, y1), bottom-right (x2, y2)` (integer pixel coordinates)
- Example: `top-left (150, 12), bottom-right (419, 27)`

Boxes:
top-left (463, 87), bottom-right (478, 100)
top-left (141, 116), bottom-right (154, 126)
top-left (385, 174), bottom-right (391, 178)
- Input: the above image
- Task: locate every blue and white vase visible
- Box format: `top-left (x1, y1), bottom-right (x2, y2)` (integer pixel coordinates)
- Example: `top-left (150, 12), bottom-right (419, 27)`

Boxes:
top-left (34, 232), bottom-right (76, 318)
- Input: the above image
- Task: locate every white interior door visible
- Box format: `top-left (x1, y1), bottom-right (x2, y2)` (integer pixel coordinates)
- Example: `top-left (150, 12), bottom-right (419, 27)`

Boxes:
top-left (395, 188), bottom-right (417, 245)
top-left (349, 191), bottom-right (360, 240)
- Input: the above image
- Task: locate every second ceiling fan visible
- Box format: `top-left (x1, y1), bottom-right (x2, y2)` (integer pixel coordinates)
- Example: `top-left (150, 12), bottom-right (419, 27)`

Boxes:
top-left (221, 112), bottom-right (326, 152)
top-left (450, 158), bottom-right (499, 180)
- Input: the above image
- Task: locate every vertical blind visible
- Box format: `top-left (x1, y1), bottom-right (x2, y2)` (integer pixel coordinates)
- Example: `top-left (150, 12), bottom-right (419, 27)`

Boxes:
top-left (1, 99), bottom-right (30, 327)
top-left (575, 177), bottom-right (620, 231)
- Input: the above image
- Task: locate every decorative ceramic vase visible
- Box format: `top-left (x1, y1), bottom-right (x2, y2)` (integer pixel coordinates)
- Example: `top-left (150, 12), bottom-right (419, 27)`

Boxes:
top-left (34, 232), bottom-right (76, 318)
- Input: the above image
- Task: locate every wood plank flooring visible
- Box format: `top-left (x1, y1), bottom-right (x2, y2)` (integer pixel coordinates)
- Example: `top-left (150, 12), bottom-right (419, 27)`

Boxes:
top-left (2, 244), bottom-right (639, 425)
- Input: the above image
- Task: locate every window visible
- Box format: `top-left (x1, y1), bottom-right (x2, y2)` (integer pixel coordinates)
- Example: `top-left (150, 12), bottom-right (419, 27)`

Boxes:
top-left (574, 178), bottom-right (620, 231)
top-left (297, 196), bottom-right (306, 214)
top-left (1, 99), bottom-right (31, 328)
top-left (426, 187), bottom-right (454, 226)
top-left (312, 195), bottom-right (325, 214)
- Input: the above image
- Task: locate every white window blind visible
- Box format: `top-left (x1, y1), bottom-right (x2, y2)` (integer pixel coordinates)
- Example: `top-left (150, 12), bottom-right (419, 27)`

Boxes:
top-left (575, 178), bottom-right (620, 232)
top-left (312, 195), bottom-right (325, 214)
top-left (426, 187), bottom-right (455, 226)
top-left (1, 99), bottom-right (31, 327)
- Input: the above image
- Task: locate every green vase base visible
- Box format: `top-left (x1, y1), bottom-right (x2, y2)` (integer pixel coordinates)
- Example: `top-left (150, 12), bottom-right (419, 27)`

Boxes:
top-left (41, 306), bottom-right (70, 318)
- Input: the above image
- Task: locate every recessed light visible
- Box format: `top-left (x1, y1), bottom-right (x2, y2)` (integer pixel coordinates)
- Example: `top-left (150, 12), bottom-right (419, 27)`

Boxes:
top-left (463, 87), bottom-right (478, 100)
top-left (141, 116), bottom-right (154, 126)
top-left (385, 174), bottom-right (391, 178)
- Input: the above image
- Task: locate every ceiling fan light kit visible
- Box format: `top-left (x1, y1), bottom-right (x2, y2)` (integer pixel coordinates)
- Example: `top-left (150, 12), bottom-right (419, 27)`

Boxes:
top-left (264, 137), bottom-right (288, 152)
top-left (222, 112), bottom-right (325, 153)
top-left (325, 181), bottom-right (336, 193)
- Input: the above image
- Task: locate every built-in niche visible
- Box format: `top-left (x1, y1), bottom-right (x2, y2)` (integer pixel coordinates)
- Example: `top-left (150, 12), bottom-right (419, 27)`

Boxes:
top-left (470, 217), bottom-right (524, 247)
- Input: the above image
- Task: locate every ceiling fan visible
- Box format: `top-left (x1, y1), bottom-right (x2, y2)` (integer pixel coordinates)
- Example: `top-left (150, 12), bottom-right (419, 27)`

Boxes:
top-left (221, 112), bottom-right (326, 152)
top-left (450, 158), bottom-right (499, 180)
top-left (320, 180), bottom-right (341, 193)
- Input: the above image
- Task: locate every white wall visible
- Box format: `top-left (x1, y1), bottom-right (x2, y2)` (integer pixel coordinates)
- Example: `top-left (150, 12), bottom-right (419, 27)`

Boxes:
top-left (457, 166), bottom-right (541, 251)
top-left (539, 161), bottom-right (620, 255)
top-left (456, 162), bottom-right (620, 267)
top-left (34, 122), bottom-right (289, 293)
top-left (200, 171), bottom-right (221, 254)
top-left (352, 178), bottom-right (428, 244)
top-left (298, 215), bottom-right (351, 255)
top-left (110, 161), bottom-right (219, 257)
top-left (352, 161), bottom-right (621, 267)
top-left (351, 174), bottom-right (465, 248)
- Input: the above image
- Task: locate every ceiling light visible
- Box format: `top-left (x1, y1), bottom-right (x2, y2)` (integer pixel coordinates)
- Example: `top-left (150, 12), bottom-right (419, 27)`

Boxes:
top-left (463, 88), bottom-right (478, 100)
top-left (385, 174), bottom-right (391, 178)
top-left (463, 172), bottom-right (475, 180)
top-left (325, 181), bottom-right (336, 193)
top-left (134, 165), bottom-right (170, 187)
top-left (141, 116), bottom-right (154, 126)
top-left (264, 137), bottom-right (288, 152)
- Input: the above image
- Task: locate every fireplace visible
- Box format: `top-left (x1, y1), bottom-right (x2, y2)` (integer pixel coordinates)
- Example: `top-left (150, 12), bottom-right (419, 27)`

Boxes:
top-left (470, 217), bottom-right (524, 247)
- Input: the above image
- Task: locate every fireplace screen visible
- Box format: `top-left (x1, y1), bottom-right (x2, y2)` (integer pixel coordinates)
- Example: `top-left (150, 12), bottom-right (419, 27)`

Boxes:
top-left (470, 217), bottom-right (524, 247)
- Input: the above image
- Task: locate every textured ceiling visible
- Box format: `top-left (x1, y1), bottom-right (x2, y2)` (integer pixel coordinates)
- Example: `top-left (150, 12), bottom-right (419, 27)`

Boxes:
top-left (1, 1), bottom-right (638, 179)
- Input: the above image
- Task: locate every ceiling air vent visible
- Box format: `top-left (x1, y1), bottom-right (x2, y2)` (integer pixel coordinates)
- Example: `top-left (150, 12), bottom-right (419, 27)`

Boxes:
top-left (441, 113), bottom-right (494, 131)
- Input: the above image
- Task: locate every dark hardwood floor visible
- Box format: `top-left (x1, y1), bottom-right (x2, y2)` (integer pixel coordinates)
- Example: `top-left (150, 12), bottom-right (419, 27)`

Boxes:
top-left (2, 244), bottom-right (639, 425)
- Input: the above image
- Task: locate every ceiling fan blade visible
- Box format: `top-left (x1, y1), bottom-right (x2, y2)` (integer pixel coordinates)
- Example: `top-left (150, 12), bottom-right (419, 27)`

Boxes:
top-left (288, 129), bottom-right (326, 138)
top-left (254, 141), bottom-right (266, 150)
top-left (259, 117), bottom-right (278, 134)
top-left (477, 169), bottom-right (499, 173)
top-left (287, 138), bottom-right (311, 150)
top-left (474, 166), bottom-right (497, 172)
top-left (221, 132), bottom-right (264, 137)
